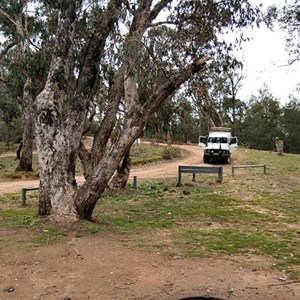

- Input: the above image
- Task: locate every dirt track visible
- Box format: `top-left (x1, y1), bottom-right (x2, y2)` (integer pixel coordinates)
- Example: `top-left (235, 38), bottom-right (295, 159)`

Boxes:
top-left (130, 143), bottom-right (205, 179)
top-left (0, 144), bottom-right (206, 195)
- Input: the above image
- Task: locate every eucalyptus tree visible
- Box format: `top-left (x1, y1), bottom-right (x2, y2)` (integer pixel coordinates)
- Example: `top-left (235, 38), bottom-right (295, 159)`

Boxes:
top-left (172, 95), bottom-right (198, 143)
top-left (281, 88), bottom-right (300, 153)
top-left (279, 0), bottom-right (300, 65)
top-left (241, 87), bottom-right (283, 150)
top-left (0, 0), bottom-right (261, 221)
top-left (145, 98), bottom-right (174, 140)
top-left (209, 59), bottom-right (246, 135)
top-left (0, 0), bottom-right (50, 171)
top-left (265, 0), bottom-right (299, 65)
top-left (0, 82), bottom-right (21, 146)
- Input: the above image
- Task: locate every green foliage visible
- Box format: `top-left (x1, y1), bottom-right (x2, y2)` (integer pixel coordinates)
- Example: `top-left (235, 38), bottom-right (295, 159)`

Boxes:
top-left (207, 58), bottom-right (245, 134)
top-left (0, 154), bottom-right (39, 180)
top-left (173, 96), bottom-right (199, 143)
top-left (0, 84), bottom-right (22, 144)
top-left (278, 0), bottom-right (300, 64)
top-left (145, 97), bottom-right (174, 141)
top-left (239, 87), bottom-right (283, 150)
top-left (161, 146), bottom-right (182, 160)
top-left (146, 93), bottom-right (201, 144)
top-left (281, 96), bottom-right (300, 153)
top-left (32, 225), bottom-right (67, 246)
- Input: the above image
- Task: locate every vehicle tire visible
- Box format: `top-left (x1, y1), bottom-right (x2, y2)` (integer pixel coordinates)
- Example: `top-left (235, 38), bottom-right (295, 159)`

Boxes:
top-left (222, 156), bottom-right (229, 164)
top-left (203, 154), bottom-right (210, 163)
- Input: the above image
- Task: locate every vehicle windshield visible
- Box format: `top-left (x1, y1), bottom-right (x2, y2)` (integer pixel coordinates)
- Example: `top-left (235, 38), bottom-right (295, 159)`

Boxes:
top-left (208, 137), bottom-right (228, 143)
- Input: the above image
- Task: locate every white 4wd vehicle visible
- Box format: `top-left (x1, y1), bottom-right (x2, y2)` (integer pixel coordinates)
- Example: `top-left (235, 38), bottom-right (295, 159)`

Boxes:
top-left (198, 127), bottom-right (238, 164)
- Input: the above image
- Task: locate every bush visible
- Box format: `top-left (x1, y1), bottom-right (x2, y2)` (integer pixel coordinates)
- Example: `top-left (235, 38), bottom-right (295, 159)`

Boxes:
top-left (162, 146), bottom-right (181, 160)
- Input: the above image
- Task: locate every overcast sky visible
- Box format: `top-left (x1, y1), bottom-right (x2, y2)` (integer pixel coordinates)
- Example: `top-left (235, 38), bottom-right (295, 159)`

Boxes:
top-left (235, 0), bottom-right (299, 105)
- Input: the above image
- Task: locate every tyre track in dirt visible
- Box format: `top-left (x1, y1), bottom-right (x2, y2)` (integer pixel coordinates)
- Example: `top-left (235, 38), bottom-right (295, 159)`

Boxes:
top-left (129, 143), bottom-right (204, 181)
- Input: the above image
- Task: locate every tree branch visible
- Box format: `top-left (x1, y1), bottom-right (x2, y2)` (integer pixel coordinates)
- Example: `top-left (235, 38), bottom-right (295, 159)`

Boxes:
top-left (143, 57), bottom-right (210, 118)
top-left (89, 65), bottom-right (126, 171)
top-left (149, 20), bottom-right (177, 27)
top-left (0, 40), bottom-right (17, 61)
top-left (82, 101), bottom-right (96, 135)
top-left (0, 7), bottom-right (23, 30)
top-left (70, 0), bottom-right (122, 127)
top-left (78, 141), bottom-right (91, 179)
top-left (149, 0), bottom-right (173, 22)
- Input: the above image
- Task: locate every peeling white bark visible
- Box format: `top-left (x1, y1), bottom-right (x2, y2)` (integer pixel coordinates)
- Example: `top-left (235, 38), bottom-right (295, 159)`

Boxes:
top-left (35, 5), bottom-right (80, 217)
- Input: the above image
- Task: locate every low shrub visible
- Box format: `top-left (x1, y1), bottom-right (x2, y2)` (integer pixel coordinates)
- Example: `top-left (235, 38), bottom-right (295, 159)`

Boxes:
top-left (162, 146), bottom-right (182, 160)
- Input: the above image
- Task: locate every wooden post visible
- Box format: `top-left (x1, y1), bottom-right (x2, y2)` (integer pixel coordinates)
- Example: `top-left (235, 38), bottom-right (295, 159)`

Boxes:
top-left (275, 139), bottom-right (283, 155)
top-left (177, 166), bottom-right (182, 186)
top-left (263, 165), bottom-right (267, 174)
top-left (21, 188), bottom-right (26, 206)
top-left (218, 167), bottom-right (223, 183)
top-left (133, 176), bottom-right (138, 190)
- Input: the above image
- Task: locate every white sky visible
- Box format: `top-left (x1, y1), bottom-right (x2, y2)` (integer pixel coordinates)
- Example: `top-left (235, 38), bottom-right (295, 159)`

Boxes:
top-left (235, 0), bottom-right (300, 104)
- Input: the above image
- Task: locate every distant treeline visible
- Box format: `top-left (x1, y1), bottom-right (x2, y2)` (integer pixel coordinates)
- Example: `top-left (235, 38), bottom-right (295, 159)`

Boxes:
top-left (144, 88), bottom-right (300, 154)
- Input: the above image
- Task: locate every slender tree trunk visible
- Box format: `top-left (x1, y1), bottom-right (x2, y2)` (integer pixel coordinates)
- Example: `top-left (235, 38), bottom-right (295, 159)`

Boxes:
top-left (75, 58), bottom-right (209, 220)
top-left (16, 141), bottom-right (22, 160)
top-left (16, 78), bottom-right (34, 172)
top-left (75, 125), bottom-right (141, 219)
top-left (194, 82), bottom-right (224, 128)
top-left (109, 150), bottom-right (132, 189)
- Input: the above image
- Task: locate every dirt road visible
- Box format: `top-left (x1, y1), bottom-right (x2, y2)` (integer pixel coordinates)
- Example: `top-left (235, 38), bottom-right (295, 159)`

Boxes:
top-left (0, 144), bottom-right (205, 195)
top-left (130, 143), bottom-right (205, 180)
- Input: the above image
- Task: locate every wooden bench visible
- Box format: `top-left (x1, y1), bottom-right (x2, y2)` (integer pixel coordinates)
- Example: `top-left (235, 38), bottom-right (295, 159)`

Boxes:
top-left (21, 187), bottom-right (39, 205)
top-left (232, 164), bottom-right (266, 176)
top-left (177, 165), bottom-right (223, 186)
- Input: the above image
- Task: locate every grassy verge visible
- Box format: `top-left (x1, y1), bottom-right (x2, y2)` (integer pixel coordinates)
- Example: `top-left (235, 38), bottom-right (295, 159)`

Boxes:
top-left (1, 147), bottom-right (300, 278)
top-left (90, 149), bottom-right (300, 278)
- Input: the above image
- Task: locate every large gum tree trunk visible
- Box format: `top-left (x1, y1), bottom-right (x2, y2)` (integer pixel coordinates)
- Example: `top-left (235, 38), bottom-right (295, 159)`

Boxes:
top-left (35, 3), bottom-right (80, 219)
top-left (35, 1), bottom-right (122, 220)
top-left (36, 128), bottom-right (78, 217)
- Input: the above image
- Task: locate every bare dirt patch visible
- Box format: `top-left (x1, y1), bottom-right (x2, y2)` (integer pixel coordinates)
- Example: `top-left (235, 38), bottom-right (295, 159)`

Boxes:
top-left (1, 233), bottom-right (300, 300)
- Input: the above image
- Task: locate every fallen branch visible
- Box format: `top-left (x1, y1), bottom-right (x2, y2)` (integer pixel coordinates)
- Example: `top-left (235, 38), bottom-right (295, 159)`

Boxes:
top-left (269, 280), bottom-right (300, 287)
